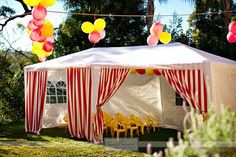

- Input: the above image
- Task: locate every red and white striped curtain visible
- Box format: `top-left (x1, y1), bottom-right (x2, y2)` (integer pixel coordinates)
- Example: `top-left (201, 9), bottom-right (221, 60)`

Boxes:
top-left (93, 68), bottom-right (130, 141)
top-left (66, 68), bottom-right (93, 141)
top-left (25, 70), bottom-right (48, 134)
top-left (160, 69), bottom-right (207, 113)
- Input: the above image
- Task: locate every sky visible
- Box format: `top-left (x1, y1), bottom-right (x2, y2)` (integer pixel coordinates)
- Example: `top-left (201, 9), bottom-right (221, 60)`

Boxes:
top-left (0, 0), bottom-right (194, 51)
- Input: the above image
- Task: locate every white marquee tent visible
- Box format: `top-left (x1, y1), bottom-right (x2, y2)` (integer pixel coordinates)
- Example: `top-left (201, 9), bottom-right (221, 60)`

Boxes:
top-left (24, 42), bottom-right (236, 142)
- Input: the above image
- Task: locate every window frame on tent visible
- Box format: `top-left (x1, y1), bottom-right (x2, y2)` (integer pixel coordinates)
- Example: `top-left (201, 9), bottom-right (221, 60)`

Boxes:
top-left (46, 81), bottom-right (67, 104)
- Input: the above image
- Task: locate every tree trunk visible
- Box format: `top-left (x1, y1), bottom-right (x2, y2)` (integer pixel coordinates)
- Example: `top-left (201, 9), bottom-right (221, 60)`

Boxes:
top-left (221, 0), bottom-right (232, 32)
top-left (146, 0), bottom-right (154, 32)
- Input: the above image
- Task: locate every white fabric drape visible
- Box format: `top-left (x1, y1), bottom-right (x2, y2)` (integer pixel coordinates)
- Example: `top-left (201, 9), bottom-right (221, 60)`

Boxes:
top-left (160, 69), bottom-right (207, 113)
top-left (25, 70), bottom-right (48, 134)
top-left (66, 68), bottom-right (93, 141)
top-left (93, 68), bottom-right (130, 141)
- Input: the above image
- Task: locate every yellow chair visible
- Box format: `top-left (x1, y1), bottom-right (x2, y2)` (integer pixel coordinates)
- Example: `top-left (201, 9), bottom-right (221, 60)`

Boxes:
top-left (110, 119), bottom-right (126, 140)
top-left (121, 117), bottom-right (139, 138)
top-left (103, 112), bottom-right (113, 135)
top-left (58, 115), bottom-right (69, 132)
top-left (146, 115), bottom-right (161, 132)
top-left (116, 113), bottom-right (125, 123)
top-left (133, 116), bottom-right (147, 135)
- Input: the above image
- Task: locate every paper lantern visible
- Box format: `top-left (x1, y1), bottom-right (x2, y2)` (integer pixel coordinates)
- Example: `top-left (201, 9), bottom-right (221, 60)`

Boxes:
top-left (41, 20), bottom-right (54, 37)
top-left (88, 31), bottom-right (100, 43)
top-left (23, 0), bottom-right (40, 6)
top-left (145, 69), bottom-right (154, 75)
top-left (98, 30), bottom-right (106, 39)
top-left (136, 69), bottom-right (145, 74)
top-left (94, 18), bottom-right (106, 31)
top-left (81, 22), bottom-right (95, 34)
top-left (229, 22), bottom-right (236, 34)
top-left (159, 32), bottom-right (172, 44)
top-left (150, 22), bottom-right (163, 36)
top-left (130, 69), bottom-right (136, 74)
top-left (32, 5), bottom-right (47, 21)
top-left (153, 69), bottom-right (161, 75)
top-left (43, 41), bottom-right (54, 52)
top-left (227, 32), bottom-right (236, 43)
top-left (40, 0), bottom-right (57, 7)
top-left (147, 35), bottom-right (158, 47)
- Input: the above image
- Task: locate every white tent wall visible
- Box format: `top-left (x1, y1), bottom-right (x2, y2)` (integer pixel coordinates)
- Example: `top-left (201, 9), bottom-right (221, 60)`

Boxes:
top-left (43, 69), bottom-right (67, 128)
top-left (102, 74), bottom-right (188, 131)
top-left (211, 62), bottom-right (236, 113)
top-left (102, 74), bottom-right (163, 124)
top-left (159, 76), bottom-right (187, 131)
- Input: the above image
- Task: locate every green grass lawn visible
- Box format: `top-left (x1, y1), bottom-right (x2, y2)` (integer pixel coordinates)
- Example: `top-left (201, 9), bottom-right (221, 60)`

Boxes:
top-left (0, 122), bottom-right (178, 157)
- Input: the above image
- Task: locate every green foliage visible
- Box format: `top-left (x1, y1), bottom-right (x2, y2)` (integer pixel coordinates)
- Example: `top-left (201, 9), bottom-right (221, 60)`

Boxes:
top-left (0, 50), bottom-right (33, 124)
top-left (164, 107), bottom-right (236, 157)
top-left (0, 6), bottom-right (15, 18)
top-left (187, 0), bottom-right (236, 60)
top-left (55, 0), bottom-right (148, 56)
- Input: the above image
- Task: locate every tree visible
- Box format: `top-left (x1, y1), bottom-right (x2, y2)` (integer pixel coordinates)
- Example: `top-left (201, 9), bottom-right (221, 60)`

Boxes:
top-left (188, 0), bottom-right (236, 60)
top-left (55, 0), bottom-right (148, 56)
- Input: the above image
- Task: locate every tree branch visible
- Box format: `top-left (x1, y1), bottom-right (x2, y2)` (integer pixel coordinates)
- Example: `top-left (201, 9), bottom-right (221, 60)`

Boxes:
top-left (0, 0), bottom-right (32, 32)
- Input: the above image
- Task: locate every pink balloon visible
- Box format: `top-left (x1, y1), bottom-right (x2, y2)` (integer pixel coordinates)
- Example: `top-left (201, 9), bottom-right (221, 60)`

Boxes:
top-left (227, 32), bottom-right (236, 43)
top-left (88, 31), bottom-right (100, 43)
top-left (150, 22), bottom-right (163, 36)
top-left (43, 41), bottom-right (54, 52)
top-left (32, 19), bottom-right (44, 28)
top-left (229, 22), bottom-right (236, 34)
top-left (98, 30), bottom-right (106, 39)
top-left (38, 56), bottom-right (47, 62)
top-left (32, 4), bottom-right (47, 21)
top-left (147, 35), bottom-right (158, 46)
top-left (30, 29), bottom-right (46, 42)
top-left (28, 19), bottom-right (38, 30)
top-left (46, 36), bottom-right (54, 42)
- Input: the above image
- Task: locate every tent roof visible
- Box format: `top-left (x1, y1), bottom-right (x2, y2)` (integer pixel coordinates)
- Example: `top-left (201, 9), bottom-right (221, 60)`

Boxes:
top-left (24, 42), bottom-right (236, 71)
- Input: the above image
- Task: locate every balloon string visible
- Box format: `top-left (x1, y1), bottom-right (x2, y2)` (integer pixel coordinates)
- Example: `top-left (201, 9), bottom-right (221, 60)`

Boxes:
top-left (47, 9), bottom-right (236, 17)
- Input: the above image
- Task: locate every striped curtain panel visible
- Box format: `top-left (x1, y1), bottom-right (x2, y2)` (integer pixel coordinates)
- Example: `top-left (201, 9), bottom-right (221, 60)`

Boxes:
top-left (94, 68), bottom-right (130, 142)
top-left (25, 70), bottom-right (48, 134)
top-left (66, 68), bottom-right (93, 141)
top-left (160, 69), bottom-right (207, 113)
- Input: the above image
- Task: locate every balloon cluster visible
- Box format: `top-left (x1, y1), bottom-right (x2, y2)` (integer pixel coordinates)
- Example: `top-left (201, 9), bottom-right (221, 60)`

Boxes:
top-left (130, 69), bottom-right (161, 75)
top-left (227, 21), bottom-right (236, 43)
top-left (23, 0), bottom-right (56, 62)
top-left (147, 22), bottom-right (172, 46)
top-left (81, 18), bottom-right (106, 44)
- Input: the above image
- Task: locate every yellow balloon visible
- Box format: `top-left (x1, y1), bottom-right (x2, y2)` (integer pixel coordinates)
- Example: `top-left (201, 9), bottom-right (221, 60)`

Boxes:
top-left (37, 51), bottom-right (46, 58)
top-left (26, 28), bottom-right (31, 35)
top-left (159, 32), bottom-right (172, 44)
top-left (130, 69), bottom-right (136, 74)
top-left (40, 0), bottom-right (57, 7)
top-left (145, 69), bottom-right (154, 75)
top-left (81, 22), bottom-right (95, 34)
top-left (41, 20), bottom-right (54, 37)
top-left (94, 18), bottom-right (106, 31)
top-left (32, 42), bottom-right (44, 54)
top-left (23, 0), bottom-right (40, 6)
top-left (45, 51), bottom-right (53, 57)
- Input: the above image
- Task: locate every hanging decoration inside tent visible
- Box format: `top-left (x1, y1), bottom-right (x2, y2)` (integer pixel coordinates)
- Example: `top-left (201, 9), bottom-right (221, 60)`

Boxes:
top-left (130, 69), bottom-right (161, 75)
top-left (23, 0), bottom-right (57, 62)
top-left (147, 22), bottom-right (172, 46)
top-left (227, 21), bottom-right (236, 43)
top-left (81, 18), bottom-right (106, 44)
